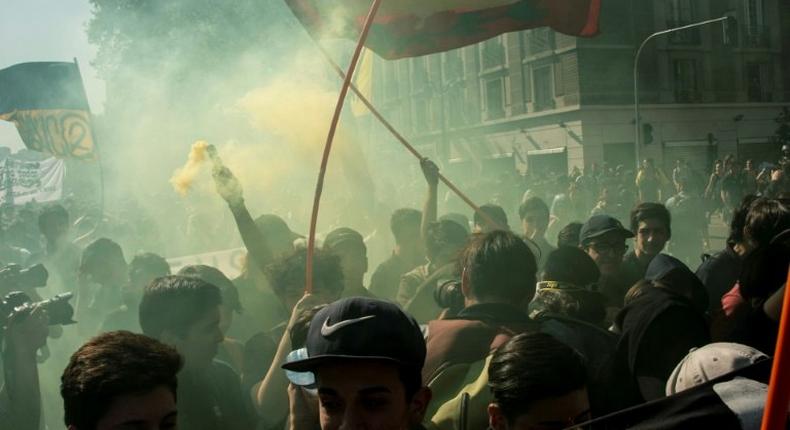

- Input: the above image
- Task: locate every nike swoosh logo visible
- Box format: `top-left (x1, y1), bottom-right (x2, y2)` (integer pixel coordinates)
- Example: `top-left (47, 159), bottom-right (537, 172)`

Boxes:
top-left (321, 315), bottom-right (376, 337)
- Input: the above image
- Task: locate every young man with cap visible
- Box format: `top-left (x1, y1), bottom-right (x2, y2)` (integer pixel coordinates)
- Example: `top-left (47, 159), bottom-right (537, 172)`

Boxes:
top-left (579, 214), bottom-right (635, 308)
top-left (282, 297), bottom-right (432, 430)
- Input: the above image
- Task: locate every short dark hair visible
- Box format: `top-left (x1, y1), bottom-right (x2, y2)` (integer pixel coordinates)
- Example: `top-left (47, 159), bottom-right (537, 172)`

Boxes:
top-left (728, 195), bottom-right (759, 245)
top-left (473, 204), bottom-right (509, 230)
top-left (489, 332), bottom-right (586, 423)
top-left (38, 203), bottom-right (69, 230)
top-left (139, 275), bottom-right (222, 338)
top-left (519, 197), bottom-right (550, 221)
top-left (266, 248), bottom-right (343, 298)
top-left (390, 208), bottom-right (422, 245)
top-left (425, 220), bottom-right (469, 261)
top-left (541, 247), bottom-right (599, 286)
top-left (178, 265), bottom-right (241, 313)
top-left (630, 202), bottom-right (671, 238)
top-left (557, 222), bottom-right (583, 248)
top-left (459, 231), bottom-right (537, 303)
top-left (745, 198), bottom-right (790, 248)
top-left (80, 238), bottom-right (126, 275)
top-left (61, 331), bottom-right (182, 429)
top-left (128, 252), bottom-right (170, 287)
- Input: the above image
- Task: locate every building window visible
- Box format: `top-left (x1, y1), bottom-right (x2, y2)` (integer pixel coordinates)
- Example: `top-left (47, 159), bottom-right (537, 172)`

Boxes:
top-left (411, 57), bottom-right (429, 94)
top-left (483, 77), bottom-right (505, 120)
top-left (533, 65), bottom-right (554, 111)
top-left (746, 62), bottom-right (773, 102)
top-left (666, 0), bottom-right (699, 44)
top-left (447, 86), bottom-right (466, 127)
top-left (443, 49), bottom-right (464, 82)
top-left (745, 0), bottom-right (765, 28)
top-left (480, 36), bottom-right (506, 71)
top-left (744, 0), bottom-right (769, 47)
top-left (527, 28), bottom-right (554, 56)
top-left (384, 61), bottom-right (399, 100)
top-left (522, 64), bottom-right (532, 107)
top-left (413, 97), bottom-right (430, 132)
top-left (673, 59), bottom-right (699, 102)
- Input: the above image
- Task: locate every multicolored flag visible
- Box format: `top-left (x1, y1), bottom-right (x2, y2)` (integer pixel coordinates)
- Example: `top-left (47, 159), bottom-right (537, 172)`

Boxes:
top-left (0, 62), bottom-right (96, 160)
top-left (285, 0), bottom-right (601, 59)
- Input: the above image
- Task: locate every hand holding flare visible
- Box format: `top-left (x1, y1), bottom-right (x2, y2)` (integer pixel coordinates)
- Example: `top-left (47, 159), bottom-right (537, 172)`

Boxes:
top-left (208, 144), bottom-right (244, 208)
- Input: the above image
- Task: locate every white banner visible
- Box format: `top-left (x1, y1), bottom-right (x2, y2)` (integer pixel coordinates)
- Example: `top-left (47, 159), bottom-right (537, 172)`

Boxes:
top-left (167, 247), bottom-right (247, 279)
top-left (0, 157), bottom-right (65, 205)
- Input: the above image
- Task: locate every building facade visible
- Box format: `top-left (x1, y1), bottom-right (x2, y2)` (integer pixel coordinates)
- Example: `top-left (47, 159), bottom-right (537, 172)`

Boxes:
top-left (365, 0), bottom-right (790, 178)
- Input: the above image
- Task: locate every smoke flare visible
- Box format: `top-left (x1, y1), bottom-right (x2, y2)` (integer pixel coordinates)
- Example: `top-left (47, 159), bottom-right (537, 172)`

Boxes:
top-left (170, 140), bottom-right (210, 196)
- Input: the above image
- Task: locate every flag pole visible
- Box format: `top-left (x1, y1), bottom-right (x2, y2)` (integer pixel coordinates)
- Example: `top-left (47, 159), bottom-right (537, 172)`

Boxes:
top-left (305, 0), bottom-right (383, 294)
top-left (72, 58), bottom-right (105, 242)
top-left (760, 265), bottom-right (790, 430)
top-left (313, 44), bottom-right (504, 232)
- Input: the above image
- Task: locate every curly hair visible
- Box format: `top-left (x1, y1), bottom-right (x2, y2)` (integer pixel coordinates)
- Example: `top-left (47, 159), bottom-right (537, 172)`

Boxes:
top-left (266, 248), bottom-right (344, 298)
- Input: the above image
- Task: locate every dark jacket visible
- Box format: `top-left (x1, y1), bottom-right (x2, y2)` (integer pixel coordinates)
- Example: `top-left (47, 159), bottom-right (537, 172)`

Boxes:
top-left (423, 303), bottom-right (537, 383)
top-left (607, 287), bottom-right (710, 412)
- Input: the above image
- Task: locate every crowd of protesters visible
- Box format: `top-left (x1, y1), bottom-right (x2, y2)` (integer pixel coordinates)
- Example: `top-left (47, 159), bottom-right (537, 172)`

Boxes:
top-left (0, 144), bottom-right (788, 430)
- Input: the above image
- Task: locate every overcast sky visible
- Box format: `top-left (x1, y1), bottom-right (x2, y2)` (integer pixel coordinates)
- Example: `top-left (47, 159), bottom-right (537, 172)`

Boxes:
top-left (0, 0), bottom-right (104, 150)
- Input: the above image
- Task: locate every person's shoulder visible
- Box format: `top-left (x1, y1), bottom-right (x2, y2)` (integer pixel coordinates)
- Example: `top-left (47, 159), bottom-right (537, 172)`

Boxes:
top-left (373, 254), bottom-right (402, 274)
top-left (210, 359), bottom-right (242, 383)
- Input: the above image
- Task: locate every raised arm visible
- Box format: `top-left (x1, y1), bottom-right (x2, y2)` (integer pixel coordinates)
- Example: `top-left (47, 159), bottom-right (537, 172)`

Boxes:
top-left (212, 164), bottom-right (274, 275)
top-left (0, 306), bottom-right (48, 430)
top-left (251, 294), bottom-right (325, 427)
top-left (420, 158), bottom-right (439, 245)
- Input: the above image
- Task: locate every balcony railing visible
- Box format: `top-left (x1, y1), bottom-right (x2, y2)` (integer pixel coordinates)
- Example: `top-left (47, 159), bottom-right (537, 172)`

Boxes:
top-left (674, 88), bottom-right (701, 103)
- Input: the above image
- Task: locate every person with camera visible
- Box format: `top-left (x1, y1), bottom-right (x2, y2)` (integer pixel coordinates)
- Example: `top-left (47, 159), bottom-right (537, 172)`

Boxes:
top-left (399, 220), bottom-right (469, 322)
top-left (0, 302), bottom-right (49, 430)
top-left (422, 230), bottom-right (539, 419)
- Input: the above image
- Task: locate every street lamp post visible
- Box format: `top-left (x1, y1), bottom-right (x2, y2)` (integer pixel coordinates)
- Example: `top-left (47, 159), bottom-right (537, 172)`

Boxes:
top-left (633, 16), bottom-right (731, 170)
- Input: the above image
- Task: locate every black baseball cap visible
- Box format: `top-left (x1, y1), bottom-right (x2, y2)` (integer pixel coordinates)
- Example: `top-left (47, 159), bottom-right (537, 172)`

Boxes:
top-left (580, 215), bottom-right (634, 245)
top-left (282, 297), bottom-right (426, 373)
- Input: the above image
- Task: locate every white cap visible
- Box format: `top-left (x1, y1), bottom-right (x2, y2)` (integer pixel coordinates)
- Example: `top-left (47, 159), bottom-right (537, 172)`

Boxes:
top-left (665, 343), bottom-right (768, 396)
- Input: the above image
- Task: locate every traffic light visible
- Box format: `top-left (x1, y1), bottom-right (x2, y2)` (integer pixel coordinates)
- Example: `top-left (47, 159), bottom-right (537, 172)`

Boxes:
top-left (642, 123), bottom-right (654, 145)
top-left (722, 15), bottom-right (738, 46)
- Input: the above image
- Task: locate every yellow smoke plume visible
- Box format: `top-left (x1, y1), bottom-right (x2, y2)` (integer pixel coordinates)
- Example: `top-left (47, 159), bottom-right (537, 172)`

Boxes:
top-left (170, 140), bottom-right (211, 196)
top-left (236, 74), bottom-right (375, 206)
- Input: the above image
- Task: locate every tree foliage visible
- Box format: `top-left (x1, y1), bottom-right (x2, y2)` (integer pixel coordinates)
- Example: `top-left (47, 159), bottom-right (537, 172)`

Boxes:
top-left (87, 0), bottom-right (305, 112)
